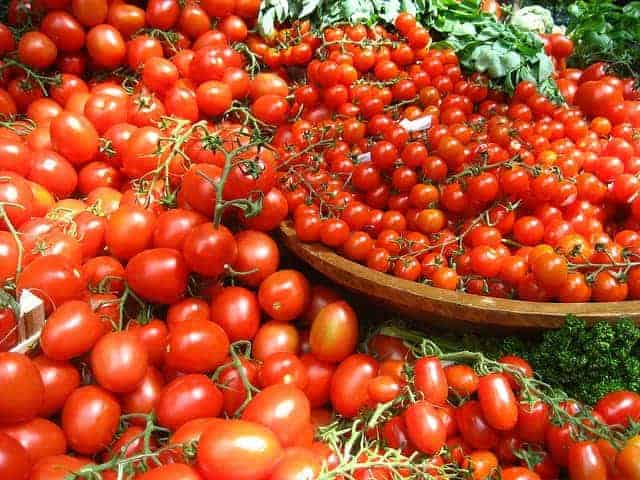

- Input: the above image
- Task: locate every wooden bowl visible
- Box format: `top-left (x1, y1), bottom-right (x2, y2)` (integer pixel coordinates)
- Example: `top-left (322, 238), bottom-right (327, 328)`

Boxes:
top-left (280, 223), bottom-right (640, 332)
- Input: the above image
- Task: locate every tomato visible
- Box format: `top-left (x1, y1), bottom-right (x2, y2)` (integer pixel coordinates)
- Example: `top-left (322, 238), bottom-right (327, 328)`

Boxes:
top-left (0, 138), bottom-right (30, 176)
top-left (413, 356), bottom-right (448, 405)
top-left (183, 223), bottom-right (238, 278)
top-left (616, 440), bottom-right (640, 480)
top-left (516, 400), bottom-right (550, 444)
top-left (197, 81), bottom-right (233, 116)
top-left (210, 286), bottom-right (261, 341)
top-left (1, 418), bottom-right (66, 463)
top-left (455, 400), bottom-right (499, 449)
top-left (253, 321), bottom-right (300, 361)
top-left (15, 256), bottom-right (82, 312)
top-left (259, 352), bottom-right (308, 390)
top-left (269, 447), bottom-right (321, 480)
top-left (50, 112), bottom-right (99, 166)
top-left (477, 373), bottom-right (518, 431)
top-left (330, 354), bottom-right (378, 418)
top-left (309, 300), bottom-right (358, 362)
top-left (156, 374), bottom-right (223, 431)
top-left (444, 364), bottom-right (479, 396)
top-left (197, 419), bottom-right (283, 480)
top-left (403, 400), bottom-right (446, 454)
top-left (137, 464), bottom-right (204, 480)
top-left (242, 384), bottom-right (310, 447)
top-left (258, 270), bottom-right (311, 321)
top-left (0, 171), bottom-right (34, 229)
top-left (88, 331), bottom-right (148, 393)
top-left (120, 366), bottom-right (165, 418)
top-left (30, 454), bottom-right (93, 480)
top-left (125, 319), bottom-right (168, 367)
top-left (0, 432), bottom-right (29, 480)
top-left (218, 357), bottom-right (259, 416)
top-left (568, 441), bottom-right (607, 480)
top-left (0, 308), bottom-right (17, 351)
top-left (125, 248), bottom-right (189, 304)
top-left (0, 353), bottom-right (44, 425)
top-left (61, 385), bottom-right (120, 455)
top-left (233, 230), bottom-right (280, 287)
top-left (39, 300), bottom-right (104, 360)
top-left (251, 95), bottom-right (289, 125)
top-left (224, 148), bottom-right (277, 201)
top-left (501, 467), bottom-right (541, 480)
top-left (594, 391), bottom-right (640, 428)
top-left (250, 73), bottom-right (289, 100)
top-left (166, 319), bottom-right (229, 373)
top-left (33, 355), bottom-right (80, 417)
top-left (575, 81), bottom-right (624, 119)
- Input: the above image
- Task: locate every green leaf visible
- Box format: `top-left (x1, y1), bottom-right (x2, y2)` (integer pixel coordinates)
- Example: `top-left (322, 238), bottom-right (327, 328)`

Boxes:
top-left (299, 0), bottom-right (323, 18)
top-left (377, 0), bottom-right (402, 23)
top-left (502, 51), bottom-right (522, 72)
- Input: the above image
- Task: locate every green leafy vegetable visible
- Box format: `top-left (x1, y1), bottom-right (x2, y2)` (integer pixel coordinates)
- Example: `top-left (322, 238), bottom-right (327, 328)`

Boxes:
top-left (566, 0), bottom-right (640, 80)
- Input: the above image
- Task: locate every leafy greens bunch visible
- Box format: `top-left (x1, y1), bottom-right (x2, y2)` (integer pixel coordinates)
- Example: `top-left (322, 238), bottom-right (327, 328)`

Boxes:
top-left (424, 0), bottom-right (562, 100)
top-left (565, 0), bottom-right (640, 81)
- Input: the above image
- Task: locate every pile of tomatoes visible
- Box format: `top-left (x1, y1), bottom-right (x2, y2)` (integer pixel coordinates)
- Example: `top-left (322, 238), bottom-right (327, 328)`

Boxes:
top-left (0, 0), bottom-right (639, 479)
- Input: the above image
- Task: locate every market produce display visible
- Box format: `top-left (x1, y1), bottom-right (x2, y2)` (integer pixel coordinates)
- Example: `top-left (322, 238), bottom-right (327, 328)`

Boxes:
top-left (0, 0), bottom-right (640, 479)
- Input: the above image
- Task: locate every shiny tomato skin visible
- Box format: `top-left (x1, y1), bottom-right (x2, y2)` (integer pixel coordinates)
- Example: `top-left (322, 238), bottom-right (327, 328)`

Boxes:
top-left (32, 355), bottom-right (81, 417)
top-left (242, 384), bottom-right (311, 448)
top-left (516, 400), bottom-right (550, 444)
top-left (455, 400), bottom-right (499, 450)
top-left (414, 356), bottom-right (448, 405)
top-left (594, 391), bottom-right (640, 428)
top-left (182, 223), bottom-right (238, 278)
top-left (568, 441), bottom-right (608, 480)
top-left (1, 418), bottom-right (67, 463)
top-left (501, 467), bottom-right (541, 480)
top-left (17, 255), bottom-right (83, 313)
top-left (29, 454), bottom-right (93, 480)
top-left (404, 401), bottom-right (446, 454)
top-left (120, 366), bottom-right (165, 418)
top-left (218, 358), bottom-right (259, 417)
top-left (0, 432), bottom-right (29, 480)
top-left (253, 320), bottom-right (299, 361)
top-left (165, 319), bottom-right (229, 373)
top-left (152, 208), bottom-right (206, 250)
top-left (197, 420), bottom-right (283, 480)
top-left (137, 464), bottom-right (204, 480)
top-left (61, 385), bottom-right (121, 455)
top-left (50, 111), bottom-right (99, 165)
top-left (309, 301), bottom-right (359, 363)
top-left (233, 230), bottom-right (280, 287)
top-left (210, 286), bottom-right (261, 342)
top-left (258, 270), bottom-right (311, 322)
top-left (105, 204), bottom-right (156, 260)
top-left (330, 353), bottom-right (378, 418)
top-left (90, 331), bottom-right (149, 393)
top-left (477, 373), bottom-right (518, 431)
top-left (156, 374), bottom-right (223, 431)
top-left (40, 300), bottom-right (104, 361)
top-left (125, 319), bottom-right (168, 367)
top-left (0, 353), bottom-right (44, 425)
top-left (300, 353), bottom-right (335, 408)
top-left (125, 248), bottom-right (189, 304)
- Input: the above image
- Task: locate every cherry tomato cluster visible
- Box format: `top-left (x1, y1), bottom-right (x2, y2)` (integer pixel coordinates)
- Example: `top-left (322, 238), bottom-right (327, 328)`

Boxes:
top-left (0, 0), bottom-right (638, 479)
top-left (277, 16), bottom-right (640, 303)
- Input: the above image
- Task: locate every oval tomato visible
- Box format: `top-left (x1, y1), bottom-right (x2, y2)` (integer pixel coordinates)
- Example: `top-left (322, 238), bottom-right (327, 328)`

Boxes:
top-left (330, 353), bottom-right (378, 418)
top-left (477, 373), bottom-right (518, 431)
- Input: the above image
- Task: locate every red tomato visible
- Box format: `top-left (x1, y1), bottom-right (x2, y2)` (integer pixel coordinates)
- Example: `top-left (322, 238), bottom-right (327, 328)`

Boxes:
top-left (309, 301), bottom-right (359, 362)
top-left (183, 223), bottom-right (238, 278)
top-left (125, 248), bottom-right (189, 304)
top-left (253, 321), bottom-right (299, 361)
top-left (218, 357), bottom-right (259, 416)
top-left (501, 467), bottom-right (541, 480)
top-left (210, 286), bottom-right (261, 341)
top-left (50, 112), bottom-right (99, 165)
top-left (242, 384), bottom-right (311, 447)
top-left (30, 455), bottom-right (93, 480)
top-left (61, 385), bottom-right (121, 455)
top-left (516, 400), bottom-right (550, 444)
top-left (0, 353), bottom-right (44, 424)
top-left (120, 366), bottom-right (165, 418)
top-left (568, 441), bottom-right (608, 480)
top-left (1, 418), bottom-right (66, 463)
top-left (33, 355), bottom-right (80, 417)
top-left (156, 374), bottom-right (223, 431)
top-left (404, 400), bottom-right (446, 454)
top-left (0, 432), bottom-right (29, 480)
top-left (165, 319), bottom-right (229, 373)
top-left (40, 300), bottom-right (104, 361)
top-left (477, 373), bottom-right (518, 431)
top-left (455, 400), bottom-right (499, 449)
top-left (90, 331), bottom-right (149, 393)
top-left (136, 464), bottom-right (204, 480)
top-left (233, 230), bottom-right (280, 287)
top-left (330, 354), bottom-right (378, 418)
top-left (594, 391), bottom-right (640, 428)
top-left (414, 356), bottom-right (448, 405)
top-left (258, 270), bottom-right (311, 322)
top-left (197, 419), bottom-right (283, 480)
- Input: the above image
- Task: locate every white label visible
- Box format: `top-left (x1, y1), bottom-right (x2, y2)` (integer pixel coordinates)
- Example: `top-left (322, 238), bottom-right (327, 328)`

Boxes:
top-left (399, 116), bottom-right (433, 132)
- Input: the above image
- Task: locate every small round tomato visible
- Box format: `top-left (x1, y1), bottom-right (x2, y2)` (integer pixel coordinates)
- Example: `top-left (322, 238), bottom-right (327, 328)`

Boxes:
top-left (0, 418), bottom-right (66, 463)
top-left (33, 355), bottom-right (80, 417)
top-left (125, 248), bottom-right (189, 304)
top-left (183, 223), bottom-right (238, 278)
top-left (120, 367), bottom-right (165, 418)
top-left (210, 286), bottom-right (261, 342)
top-left (61, 385), bottom-right (120, 455)
top-left (594, 391), bottom-right (640, 428)
top-left (165, 319), bottom-right (229, 373)
top-left (258, 270), bottom-right (311, 322)
top-left (232, 230), bottom-right (280, 287)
